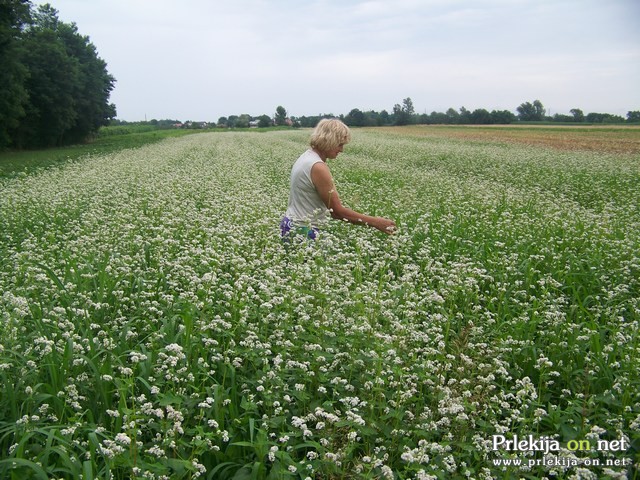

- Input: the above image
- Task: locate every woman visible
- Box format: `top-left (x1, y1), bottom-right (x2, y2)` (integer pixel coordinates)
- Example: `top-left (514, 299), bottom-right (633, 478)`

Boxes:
top-left (280, 119), bottom-right (396, 240)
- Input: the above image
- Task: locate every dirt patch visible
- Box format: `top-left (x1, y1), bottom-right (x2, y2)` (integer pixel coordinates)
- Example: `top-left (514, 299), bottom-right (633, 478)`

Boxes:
top-left (372, 125), bottom-right (640, 155)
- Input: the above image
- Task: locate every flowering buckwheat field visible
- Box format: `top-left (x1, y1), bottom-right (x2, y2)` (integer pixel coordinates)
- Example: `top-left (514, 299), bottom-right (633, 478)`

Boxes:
top-left (1, 128), bottom-right (639, 480)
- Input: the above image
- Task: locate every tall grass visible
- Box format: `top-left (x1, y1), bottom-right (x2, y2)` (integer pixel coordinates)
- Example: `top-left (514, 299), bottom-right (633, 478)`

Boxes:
top-left (0, 129), bottom-right (638, 479)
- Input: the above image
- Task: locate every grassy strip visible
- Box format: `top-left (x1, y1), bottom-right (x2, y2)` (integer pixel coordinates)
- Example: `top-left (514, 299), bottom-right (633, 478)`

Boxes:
top-left (0, 129), bottom-right (209, 179)
top-left (0, 126), bottom-right (299, 179)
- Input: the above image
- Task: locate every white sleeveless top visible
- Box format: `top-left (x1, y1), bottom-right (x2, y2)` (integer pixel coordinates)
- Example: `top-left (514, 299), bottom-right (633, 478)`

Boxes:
top-left (285, 149), bottom-right (330, 227)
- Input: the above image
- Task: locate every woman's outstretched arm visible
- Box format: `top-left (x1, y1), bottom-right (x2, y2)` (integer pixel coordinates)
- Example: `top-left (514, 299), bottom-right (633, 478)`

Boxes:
top-left (311, 162), bottom-right (396, 234)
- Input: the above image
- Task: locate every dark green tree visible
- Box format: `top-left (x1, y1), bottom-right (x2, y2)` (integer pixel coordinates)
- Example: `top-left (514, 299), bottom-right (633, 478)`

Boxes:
top-left (402, 97), bottom-right (414, 116)
top-left (445, 108), bottom-right (459, 124)
top-left (56, 20), bottom-right (116, 143)
top-left (490, 110), bottom-right (516, 124)
top-left (393, 97), bottom-right (415, 126)
top-left (585, 112), bottom-right (624, 123)
top-left (626, 111), bottom-right (640, 123)
top-left (344, 108), bottom-right (365, 127)
top-left (0, 0), bottom-right (31, 148)
top-left (570, 108), bottom-right (585, 122)
top-left (227, 115), bottom-right (238, 128)
top-left (274, 106), bottom-right (287, 126)
top-left (13, 26), bottom-right (80, 147)
top-left (235, 114), bottom-right (251, 128)
top-left (517, 100), bottom-right (545, 121)
top-left (8, 4), bottom-right (116, 148)
top-left (363, 110), bottom-right (382, 126)
top-left (429, 111), bottom-right (447, 124)
top-left (378, 110), bottom-right (390, 125)
top-left (470, 108), bottom-right (491, 124)
top-left (552, 113), bottom-right (574, 122)
top-left (298, 116), bottom-right (318, 128)
top-left (458, 107), bottom-right (471, 124)
top-left (257, 114), bottom-right (271, 128)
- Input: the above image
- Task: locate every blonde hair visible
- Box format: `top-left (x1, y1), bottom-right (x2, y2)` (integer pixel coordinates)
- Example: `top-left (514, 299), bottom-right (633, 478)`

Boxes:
top-left (310, 119), bottom-right (351, 153)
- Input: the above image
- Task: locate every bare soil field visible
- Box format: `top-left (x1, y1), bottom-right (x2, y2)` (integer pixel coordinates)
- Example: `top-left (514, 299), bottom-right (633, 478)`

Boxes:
top-left (375, 124), bottom-right (640, 154)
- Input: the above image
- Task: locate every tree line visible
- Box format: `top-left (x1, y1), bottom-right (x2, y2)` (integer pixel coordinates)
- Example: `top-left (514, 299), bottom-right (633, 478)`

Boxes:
top-left (125, 98), bottom-right (639, 132)
top-left (337, 98), bottom-right (638, 127)
top-left (0, 1), bottom-right (116, 149)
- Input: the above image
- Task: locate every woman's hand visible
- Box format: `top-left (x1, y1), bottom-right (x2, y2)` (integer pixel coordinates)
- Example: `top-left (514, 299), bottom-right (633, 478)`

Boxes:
top-left (371, 217), bottom-right (397, 235)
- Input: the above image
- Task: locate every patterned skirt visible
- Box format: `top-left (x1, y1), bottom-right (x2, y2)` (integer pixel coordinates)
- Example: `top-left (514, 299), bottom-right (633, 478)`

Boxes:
top-left (279, 216), bottom-right (319, 240)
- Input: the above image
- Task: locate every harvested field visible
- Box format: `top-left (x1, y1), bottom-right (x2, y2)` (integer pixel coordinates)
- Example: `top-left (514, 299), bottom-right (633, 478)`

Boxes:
top-left (375, 125), bottom-right (640, 154)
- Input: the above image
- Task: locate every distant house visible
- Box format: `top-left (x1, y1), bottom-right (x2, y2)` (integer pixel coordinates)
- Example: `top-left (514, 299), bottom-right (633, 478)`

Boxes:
top-left (273, 117), bottom-right (294, 126)
top-left (179, 121), bottom-right (208, 129)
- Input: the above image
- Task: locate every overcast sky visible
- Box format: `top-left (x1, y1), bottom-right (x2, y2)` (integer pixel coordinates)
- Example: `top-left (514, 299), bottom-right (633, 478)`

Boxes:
top-left (36, 0), bottom-right (640, 122)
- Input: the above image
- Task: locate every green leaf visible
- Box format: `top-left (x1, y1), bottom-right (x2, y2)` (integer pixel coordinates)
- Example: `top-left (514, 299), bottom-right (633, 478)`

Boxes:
top-left (231, 441), bottom-right (256, 448)
top-left (82, 460), bottom-right (94, 480)
top-left (0, 458), bottom-right (49, 480)
top-left (35, 262), bottom-right (66, 291)
top-left (158, 393), bottom-right (184, 406)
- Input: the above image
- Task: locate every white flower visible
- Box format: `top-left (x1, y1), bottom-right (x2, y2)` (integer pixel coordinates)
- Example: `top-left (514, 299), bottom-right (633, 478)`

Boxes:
top-left (115, 433), bottom-right (131, 445)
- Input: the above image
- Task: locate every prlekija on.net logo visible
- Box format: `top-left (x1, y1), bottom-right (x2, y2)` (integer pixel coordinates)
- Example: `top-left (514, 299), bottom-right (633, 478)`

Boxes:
top-left (490, 433), bottom-right (633, 468)
top-left (493, 434), bottom-right (630, 454)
